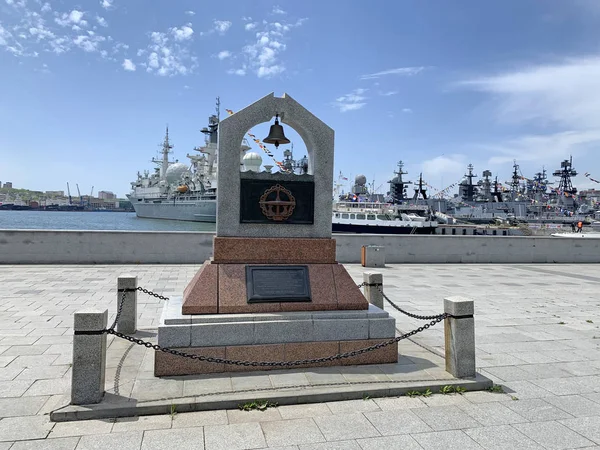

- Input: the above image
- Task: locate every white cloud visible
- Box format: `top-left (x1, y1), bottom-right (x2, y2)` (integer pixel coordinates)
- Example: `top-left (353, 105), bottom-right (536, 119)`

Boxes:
top-left (381, 90), bottom-right (398, 96)
top-left (460, 54), bottom-right (600, 166)
top-left (5, 0), bottom-right (26, 7)
top-left (29, 26), bottom-right (55, 40)
top-left (461, 56), bottom-right (600, 130)
top-left (49, 37), bottom-right (69, 54)
top-left (100, 0), bottom-right (113, 10)
top-left (73, 34), bottom-right (104, 52)
top-left (69, 10), bottom-right (84, 23)
top-left (96, 16), bottom-right (108, 27)
top-left (141, 28), bottom-right (197, 76)
top-left (421, 154), bottom-right (467, 182)
top-left (334, 88), bottom-right (368, 112)
top-left (217, 50), bottom-right (231, 60)
top-left (0, 24), bottom-right (11, 46)
top-left (55, 10), bottom-right (87, 28)
top-left (227, 67), bottom-right (246, 76)
top-left (40, 2), bottom-right (51, 13)
top-left (360, 66), bottom-right (426, 80)
top-left (122, 58), bottom-right (135, 71)
top-left (185, 10), bottom-right (195, 16)
top-left (402, 108), bottom-right (413, 113)
top-left (171, 24), bottom-right (193, 41)
top-left (272, 5), bottom-right (286, 15)
top-left (235, 16), bottom-right (305, 78)
top-left (213, 20), bottom-right (231, 34)
top-left (257, 64), bottom-right (284, 78)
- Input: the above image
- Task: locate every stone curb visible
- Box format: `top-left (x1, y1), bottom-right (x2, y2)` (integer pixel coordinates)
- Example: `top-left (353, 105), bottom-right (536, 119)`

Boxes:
top-left (50, 373), bottom-right (492, 422)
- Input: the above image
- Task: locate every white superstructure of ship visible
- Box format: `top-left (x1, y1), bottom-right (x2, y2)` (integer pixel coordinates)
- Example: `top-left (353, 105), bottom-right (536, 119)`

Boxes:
top-left (127, 98), bottom-right (250, 222)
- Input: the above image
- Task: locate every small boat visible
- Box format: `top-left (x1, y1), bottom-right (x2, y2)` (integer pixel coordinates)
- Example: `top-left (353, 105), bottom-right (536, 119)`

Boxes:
top-left (550, 233), bottom-right (600, 239)
top-left (332, 200), bottom-right (438, 234)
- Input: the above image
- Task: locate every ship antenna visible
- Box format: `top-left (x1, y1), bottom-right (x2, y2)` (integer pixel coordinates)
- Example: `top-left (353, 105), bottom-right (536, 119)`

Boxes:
top-left (215, 96), bottom-right (220, 123)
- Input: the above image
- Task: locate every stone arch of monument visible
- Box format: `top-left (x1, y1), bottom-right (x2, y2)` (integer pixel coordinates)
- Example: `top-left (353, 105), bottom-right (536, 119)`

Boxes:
top-left (217, 92), bottom-right (334, 239)
top-left (159, 92), bottom-right (397, 377)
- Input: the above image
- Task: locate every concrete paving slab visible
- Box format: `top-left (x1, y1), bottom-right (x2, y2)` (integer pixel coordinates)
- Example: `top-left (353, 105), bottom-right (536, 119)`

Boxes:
top-left (203, 422), bottom-right (266, 450)
top-left (356, 435), bottom-right (423, 450)
top-left (464, 425), bottom-right (545, 450)
top-left (364, 409), bottom-right (432, 435)
top-left (313, 413), bottom-right (380, 441)
top-left (0, 415), bottom-right (53, 441)
top-left (513, 421), bottom-right (595, 449)
top-left (49, 419), bottom-right (114, 438)
top-left (261, 418), bottom-right (326, 447)
top-left (140, 428), bottom-right (204, 450)
top-left (75, 431), bottom-right (143, 450)
top-left (9, 437), bottom-right (81, 450)
top-left (412, 405), bottom-right (482, 431)
top-left (170, 409), bottom-right (228, 428)
top-left (3, 263), bottom-right (600, 448)
top-left (411, 429), bottom-right (484, 450)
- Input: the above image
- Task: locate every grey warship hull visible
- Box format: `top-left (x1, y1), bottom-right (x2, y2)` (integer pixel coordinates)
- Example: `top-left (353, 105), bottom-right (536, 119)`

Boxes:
top-left (129, 197), bottom-right (216, 222)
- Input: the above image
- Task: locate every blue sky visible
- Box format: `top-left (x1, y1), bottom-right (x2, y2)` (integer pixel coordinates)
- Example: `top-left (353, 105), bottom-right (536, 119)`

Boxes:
top-left (1, 0), bottom-right (600, 197)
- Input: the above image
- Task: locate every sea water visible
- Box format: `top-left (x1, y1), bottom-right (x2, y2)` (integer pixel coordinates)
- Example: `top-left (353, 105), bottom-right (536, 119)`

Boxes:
top-left (0, 210), bottom-right (216, 232)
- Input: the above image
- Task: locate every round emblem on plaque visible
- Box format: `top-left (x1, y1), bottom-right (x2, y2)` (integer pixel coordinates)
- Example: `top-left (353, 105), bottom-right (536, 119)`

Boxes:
top-left (259, 184), bottom-right (296, 221)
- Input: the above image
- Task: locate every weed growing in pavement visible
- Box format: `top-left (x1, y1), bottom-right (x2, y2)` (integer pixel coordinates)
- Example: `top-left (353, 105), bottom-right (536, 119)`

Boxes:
top-left (169, 404), bottom-right (177, 418)
top-left (439, 385), bottom-right (455, 395)
top-left (238, 400), bottom-right (278, 411)
top-left (405, 388), bottom-right (433, 398)
top-left (487, 384), bottom-right (505, 393)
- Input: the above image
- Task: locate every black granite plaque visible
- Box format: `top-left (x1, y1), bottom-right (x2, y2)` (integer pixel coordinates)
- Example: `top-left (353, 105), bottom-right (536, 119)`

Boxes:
top-left (246, 265), bottom-right (312, 303)
top-left (240, 177), bottom-right (314, 224)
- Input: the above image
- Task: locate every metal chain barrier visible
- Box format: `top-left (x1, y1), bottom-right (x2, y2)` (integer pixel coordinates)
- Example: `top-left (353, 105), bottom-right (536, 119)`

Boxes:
top-left (98, 284), bottom-right (449, 367)
top-left (110, 289), bottom-right (128, 330)
top-left (366, 283), bottom-right (447, 321)
top-left (136, 286), bottom-right (170, 301)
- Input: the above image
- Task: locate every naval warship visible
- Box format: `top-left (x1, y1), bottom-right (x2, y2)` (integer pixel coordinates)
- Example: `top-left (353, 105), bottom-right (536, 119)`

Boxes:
top-left (127, 99), bottom-right (250, 223)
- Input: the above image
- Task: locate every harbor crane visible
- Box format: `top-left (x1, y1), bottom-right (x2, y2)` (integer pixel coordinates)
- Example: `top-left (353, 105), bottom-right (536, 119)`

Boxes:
top-left (66, 182), bottom-right (72, 205)
top-left (76, 184), bottom-right (82, 206)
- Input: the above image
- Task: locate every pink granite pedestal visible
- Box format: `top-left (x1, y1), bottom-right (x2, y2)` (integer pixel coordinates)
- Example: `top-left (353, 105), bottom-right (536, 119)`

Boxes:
top-left (182, 237), bottom-right (369, 315)
top-left (157, 237), bottom-right (398, 376)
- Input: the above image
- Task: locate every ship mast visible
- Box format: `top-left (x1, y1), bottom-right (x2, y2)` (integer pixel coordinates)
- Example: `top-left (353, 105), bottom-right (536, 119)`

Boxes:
top-left (152, 126), bottom-right (173, 180)
top-left (388, 161), bottom-right (412, 204)
top-left (461, 164), bottom-right (478, 201)
top-left (553, 156), bottom-right (577, 196)
top-left (413, 173), bottom-right (428, 201)
top-left (509, 160), bottom-right (521, 201)
top-left (552, 156), bottom-right (578, 208)
top-left (215, 96), bottom-right (220, 123)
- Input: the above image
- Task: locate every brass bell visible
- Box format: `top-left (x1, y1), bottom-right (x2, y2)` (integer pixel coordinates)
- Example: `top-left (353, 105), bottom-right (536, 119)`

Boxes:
top-left (263, 114), bottom-right (290, 148)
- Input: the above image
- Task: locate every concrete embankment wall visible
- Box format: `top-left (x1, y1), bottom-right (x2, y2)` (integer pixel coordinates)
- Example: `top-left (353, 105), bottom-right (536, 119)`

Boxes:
top-left (1, 230), bottom-right (599, 264)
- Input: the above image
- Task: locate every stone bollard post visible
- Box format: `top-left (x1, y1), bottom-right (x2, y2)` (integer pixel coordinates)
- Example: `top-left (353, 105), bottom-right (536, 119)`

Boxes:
top-left (72, 310), bottom-right (108, 405)
top-left (444, 296), bottom-right (476, 378)
top-left (117, 275), bottom-right (137, 334)
top-left (363, 272), bottom-right (384, 310)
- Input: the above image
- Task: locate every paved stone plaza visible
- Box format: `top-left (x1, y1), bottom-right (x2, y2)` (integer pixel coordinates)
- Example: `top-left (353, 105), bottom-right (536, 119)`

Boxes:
top-left (1, 263), bottom-right (600, 448)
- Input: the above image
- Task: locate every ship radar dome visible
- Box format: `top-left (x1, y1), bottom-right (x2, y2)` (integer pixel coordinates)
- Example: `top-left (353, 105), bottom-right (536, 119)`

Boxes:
top-left (355, 174), bottom-right (367, 186)
top-left (165, 163), bottom-right (191, 184)
top-left (242, 152), bottom-right (262, 172)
